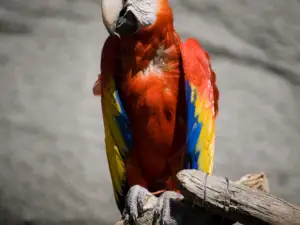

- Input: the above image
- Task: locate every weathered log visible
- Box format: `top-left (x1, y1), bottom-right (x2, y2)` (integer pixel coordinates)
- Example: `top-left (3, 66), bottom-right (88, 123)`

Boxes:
top-left (116, 171), bottom-right (277, 225)
top-left (177, 170), bottom-right (300, 225)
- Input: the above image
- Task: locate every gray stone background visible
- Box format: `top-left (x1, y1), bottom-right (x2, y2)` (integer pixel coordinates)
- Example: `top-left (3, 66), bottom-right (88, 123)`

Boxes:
top-left (0, 0), bottom-right (299, 224)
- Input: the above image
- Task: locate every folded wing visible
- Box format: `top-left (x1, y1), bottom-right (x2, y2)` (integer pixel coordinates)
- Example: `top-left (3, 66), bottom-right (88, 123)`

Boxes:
top-left (100, 36), bottom-right (132, 212)
top-left (180, 38), bottom-right (219, 174)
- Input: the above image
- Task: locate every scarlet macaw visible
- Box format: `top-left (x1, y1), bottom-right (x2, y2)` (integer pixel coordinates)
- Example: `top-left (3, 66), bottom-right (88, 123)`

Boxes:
top-left (94, 0), bottom-right (219, 223)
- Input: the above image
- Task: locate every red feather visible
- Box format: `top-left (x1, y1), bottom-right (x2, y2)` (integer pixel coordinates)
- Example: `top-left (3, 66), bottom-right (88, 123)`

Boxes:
top-left (96, 0), bottom-right (218, 196)
top-left (180, 38), bottom-right (219, 118)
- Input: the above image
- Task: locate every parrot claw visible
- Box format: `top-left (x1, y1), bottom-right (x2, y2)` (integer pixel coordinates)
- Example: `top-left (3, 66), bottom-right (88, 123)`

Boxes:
top-left (123, 185), bottom-right (153, 224)
top-left (153, 191), bottom-right (183, 225)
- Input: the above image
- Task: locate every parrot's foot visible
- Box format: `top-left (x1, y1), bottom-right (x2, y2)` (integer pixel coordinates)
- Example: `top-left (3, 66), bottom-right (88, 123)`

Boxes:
top-left (123, 185), bottom-right (153, 224)
top-left (153, 191), bottom-right (183, 225)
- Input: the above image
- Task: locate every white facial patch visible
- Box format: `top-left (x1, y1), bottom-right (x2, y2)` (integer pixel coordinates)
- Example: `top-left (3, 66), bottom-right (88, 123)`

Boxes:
top-left (125, 0), bottom-right (157, 27)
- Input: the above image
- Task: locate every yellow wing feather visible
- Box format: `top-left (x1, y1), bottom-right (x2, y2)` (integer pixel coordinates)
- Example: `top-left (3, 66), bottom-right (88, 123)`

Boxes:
top-left (181, 38), bottom-right (219, 174)
top-left (192, 85), bottom-right (215, 174)
top-left (101, 73), bottom-right (131, 211)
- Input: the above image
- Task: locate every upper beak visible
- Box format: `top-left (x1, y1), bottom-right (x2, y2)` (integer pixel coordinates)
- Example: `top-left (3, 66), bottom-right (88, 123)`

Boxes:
top-left (100, 0), bottom-right (123, 35)
top-left (101, 0), bottom-right (138, 36)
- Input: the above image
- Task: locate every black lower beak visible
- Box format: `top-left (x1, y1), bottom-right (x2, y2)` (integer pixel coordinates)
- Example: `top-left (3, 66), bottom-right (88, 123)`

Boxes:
top-left (115, 10), bottom-right (138, 36)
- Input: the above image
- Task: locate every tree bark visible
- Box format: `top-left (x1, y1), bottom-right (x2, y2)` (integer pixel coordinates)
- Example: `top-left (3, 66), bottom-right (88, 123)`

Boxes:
top-left (116, 171), bottom-right (296, 225)
top-left (177, 170), bottom-right (300, 225)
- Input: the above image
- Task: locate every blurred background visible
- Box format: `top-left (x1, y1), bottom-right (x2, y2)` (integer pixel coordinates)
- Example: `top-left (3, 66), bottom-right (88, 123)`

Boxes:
top-left (0, 0), bottom-right (299, 224)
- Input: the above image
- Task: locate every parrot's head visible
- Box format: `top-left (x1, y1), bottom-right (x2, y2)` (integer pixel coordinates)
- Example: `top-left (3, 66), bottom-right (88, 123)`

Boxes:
top-left (100, 0), bottom-right (172, 37)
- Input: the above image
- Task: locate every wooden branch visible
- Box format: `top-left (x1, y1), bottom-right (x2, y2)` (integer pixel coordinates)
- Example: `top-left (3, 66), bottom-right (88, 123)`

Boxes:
top-left (177, 170), bottom-right (300, 225)
top-left (116, 171), bottom-right (284, 225)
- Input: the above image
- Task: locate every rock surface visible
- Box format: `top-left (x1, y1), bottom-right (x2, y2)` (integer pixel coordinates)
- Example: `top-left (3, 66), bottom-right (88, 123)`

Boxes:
top-left (0, 0), bottom-right (299, 224)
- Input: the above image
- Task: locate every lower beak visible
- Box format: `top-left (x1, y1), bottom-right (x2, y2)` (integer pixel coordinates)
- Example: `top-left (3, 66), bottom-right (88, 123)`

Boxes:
top-left (114, 10), bottom-right (138, 36)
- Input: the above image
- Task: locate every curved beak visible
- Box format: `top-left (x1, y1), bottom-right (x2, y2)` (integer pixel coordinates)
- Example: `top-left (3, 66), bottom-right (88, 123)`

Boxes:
top-left (101, 0), bottom-right (123, 35)
top-left (101, 0), bottom-right (138, 36)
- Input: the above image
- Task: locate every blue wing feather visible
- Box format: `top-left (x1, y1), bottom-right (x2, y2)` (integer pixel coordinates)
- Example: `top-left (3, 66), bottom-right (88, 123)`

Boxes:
top-left (181, 38), bottom-right (218, 174)
top-left (185, 80), bottom-right (203, 170)
top-left (101, 75), bottom-right (132, 212)
top-left (114, 89), bottom-right (132, 152)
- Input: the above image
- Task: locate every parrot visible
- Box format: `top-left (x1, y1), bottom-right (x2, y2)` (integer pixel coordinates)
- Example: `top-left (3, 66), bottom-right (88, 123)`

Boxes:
top-left (93, 0), bottom-right (219, 223)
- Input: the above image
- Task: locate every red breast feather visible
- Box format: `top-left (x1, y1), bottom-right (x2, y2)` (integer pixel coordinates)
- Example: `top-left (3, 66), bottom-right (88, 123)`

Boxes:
top-left (115, 1), bottom-right (186, 192)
